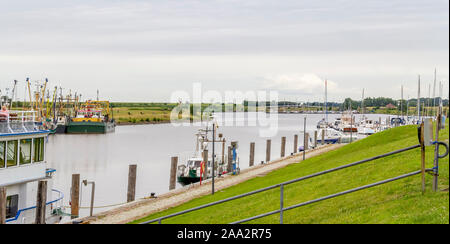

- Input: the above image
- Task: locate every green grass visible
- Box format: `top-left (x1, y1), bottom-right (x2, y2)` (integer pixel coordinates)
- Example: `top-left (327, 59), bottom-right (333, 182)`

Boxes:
top-left (132, 122), bottom-right (449, 224)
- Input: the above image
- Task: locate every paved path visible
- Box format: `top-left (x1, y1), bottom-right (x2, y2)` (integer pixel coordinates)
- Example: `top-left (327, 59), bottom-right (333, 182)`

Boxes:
top-left (73, 144), bottom-right (344, 224)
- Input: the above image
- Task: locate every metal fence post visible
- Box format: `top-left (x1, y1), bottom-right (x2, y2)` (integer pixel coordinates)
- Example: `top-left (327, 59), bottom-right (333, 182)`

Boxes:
top-left (280, 184), bottom-right (284, 224)
top-left (420, 122), bottom-right (426, 193)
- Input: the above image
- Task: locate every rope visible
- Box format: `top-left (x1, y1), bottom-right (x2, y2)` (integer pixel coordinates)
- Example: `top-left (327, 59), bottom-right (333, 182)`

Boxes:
top-left (63, 202), bottom-right (128, 209)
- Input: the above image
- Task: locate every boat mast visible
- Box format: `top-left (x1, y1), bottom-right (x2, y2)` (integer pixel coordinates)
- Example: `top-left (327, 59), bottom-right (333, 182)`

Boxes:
top-left (10, 80), bottom-right (18, 110)
top-left (427, 83), bottom-right (431, 117)
top-left (400, 85), bottom-right (403, 119)
top-left (406, 95), bottom-right (410, 119)
top-left (361, 88), bottom-right (365, 120)
top-left (417, 75), bottom-right (421, 121)
top-left (324, 79), bottom-right (328, 124)
top-left (432, 68), bottom-right (437, 118)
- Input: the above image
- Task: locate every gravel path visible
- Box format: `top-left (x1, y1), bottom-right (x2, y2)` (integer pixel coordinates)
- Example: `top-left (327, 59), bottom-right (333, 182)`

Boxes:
top-left (74, 144), bottom-right (343, 224)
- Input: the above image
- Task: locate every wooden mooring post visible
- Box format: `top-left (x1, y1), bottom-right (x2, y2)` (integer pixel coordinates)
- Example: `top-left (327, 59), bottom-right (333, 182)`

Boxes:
top-left (305, 133), bottom-right (309, 151)
top-left (321, 129), bottom-right (325, 145)
top-left (35, 180), bottom-right (47, 224)
top-left (281, 137), bottom-right (286, 157)
top-left (71, 174), bottom-right (80, 219)
top-left (203, 150), bottom-right (209, 180)
top-left (314, 131), bottom-right (318, 148)
top-left (266, 139), bottom-right (271, 163)
top-left (169, 157), bottom-right (178, 191)
top-left (227, 146), bottom-right (232, 173)
top-left (0, 187), bottom-right (6, 224)
top-left (127, 164), bottom-right (137, 202)
top-left (249, 142), bottom-right (255, 167)
top-left (294, 134), bottom-right (298, 154)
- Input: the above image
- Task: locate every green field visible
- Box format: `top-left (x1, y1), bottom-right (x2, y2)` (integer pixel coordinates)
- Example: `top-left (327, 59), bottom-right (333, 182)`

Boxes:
top-left (132, 121), bottom-right (449, 224)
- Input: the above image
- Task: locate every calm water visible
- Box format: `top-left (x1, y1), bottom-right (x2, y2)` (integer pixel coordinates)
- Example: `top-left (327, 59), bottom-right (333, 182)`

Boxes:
top-left (46, 112), bottom-right (391, 218)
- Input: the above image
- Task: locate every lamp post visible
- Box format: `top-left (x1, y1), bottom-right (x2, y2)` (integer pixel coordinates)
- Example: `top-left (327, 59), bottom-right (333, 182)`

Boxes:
top-left (303, 116), bottom-right (307, 161)
top-left (212, 120), bottom-right (215, 195)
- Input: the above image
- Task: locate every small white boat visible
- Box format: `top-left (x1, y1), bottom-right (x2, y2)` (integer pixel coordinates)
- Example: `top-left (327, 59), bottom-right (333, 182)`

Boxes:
top-left (177, 123), bottom-right (232, 186)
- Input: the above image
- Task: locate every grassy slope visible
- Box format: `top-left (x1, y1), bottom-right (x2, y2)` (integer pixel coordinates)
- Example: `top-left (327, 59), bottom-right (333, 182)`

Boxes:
top-left (133, 122), bottom-right (449, 224)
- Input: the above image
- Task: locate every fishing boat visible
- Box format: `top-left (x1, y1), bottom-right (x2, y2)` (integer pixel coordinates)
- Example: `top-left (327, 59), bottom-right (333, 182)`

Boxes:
top-left (177, 124), bottom-right (231, 186)
top-left (55, 115), bottom-right (68, 134)
top-left (0, 109), bottom-right (64, 224)
top-left (66, 100), bottom-right (115, 134)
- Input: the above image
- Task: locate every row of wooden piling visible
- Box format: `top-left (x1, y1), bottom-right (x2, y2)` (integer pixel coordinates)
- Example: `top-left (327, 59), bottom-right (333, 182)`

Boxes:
top-left (68, 163), bottom-right (139, 220)
top-left (167, 130), bottom-right (327, 193)
top-left (0, 129), bottom-right (328, 223)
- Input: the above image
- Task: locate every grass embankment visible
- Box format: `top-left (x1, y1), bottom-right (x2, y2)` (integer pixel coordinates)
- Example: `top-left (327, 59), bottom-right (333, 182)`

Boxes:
top-left (132, 121), bottom-right (449, 224)
top-left (112, 103), bottom-right (210, 125)
top-left (113, 105), bottom-right (173, 124)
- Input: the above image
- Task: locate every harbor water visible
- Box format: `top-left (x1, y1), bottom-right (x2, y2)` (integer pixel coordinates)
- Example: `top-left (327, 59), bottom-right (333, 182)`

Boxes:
top-left (46, 113), bottom-right (392, 219)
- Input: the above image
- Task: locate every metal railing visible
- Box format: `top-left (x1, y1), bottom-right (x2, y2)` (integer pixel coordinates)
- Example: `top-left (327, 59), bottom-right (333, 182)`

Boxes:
top-left (0, 110), bottom-right (39, 134)
top-left (142, 143), bottom-right (443, 224)
top-left (5, 189), bottom-right (64, 223)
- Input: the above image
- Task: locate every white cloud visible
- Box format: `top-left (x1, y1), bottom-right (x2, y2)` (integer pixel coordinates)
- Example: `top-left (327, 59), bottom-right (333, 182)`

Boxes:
top-left (262, 73), bottom-right (338, 95)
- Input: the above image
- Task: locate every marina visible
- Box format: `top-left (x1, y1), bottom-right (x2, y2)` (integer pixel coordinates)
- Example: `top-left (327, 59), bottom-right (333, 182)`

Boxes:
top-left (45, 112), bottom-right (394, 221)
top-left (0, 0), bottom-right (448, 228)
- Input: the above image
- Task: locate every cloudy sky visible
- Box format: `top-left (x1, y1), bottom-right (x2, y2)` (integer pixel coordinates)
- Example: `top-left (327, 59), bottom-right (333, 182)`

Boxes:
top-left (0, 0), bottom-right (448, 102)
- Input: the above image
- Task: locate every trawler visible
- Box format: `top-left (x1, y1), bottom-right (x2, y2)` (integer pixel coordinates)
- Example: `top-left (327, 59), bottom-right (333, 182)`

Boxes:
top-left (177, 124), bottom-right (231, 186)
top-left (66, 100), bottom-right (115, 134)
top-left (0, 109), bottom-right (63, 224)
top-left (55, 115), bottom-right (68, 134)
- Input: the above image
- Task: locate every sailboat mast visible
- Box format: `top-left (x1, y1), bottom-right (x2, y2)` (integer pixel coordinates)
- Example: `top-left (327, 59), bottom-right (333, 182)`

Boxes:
top-left (325, 79), bottom-right (328, 124)
top-left (361, 88), bottom-right (365, 117)
top-left (432, 68), bottom-right (437, 117)
top-left (417, 75), bottom-right (421, 121)
top-left (406, 95), bottom-right (410, 118)
top-left (427, 83), bottom-right (431, 117)
top-left (401, 85), bottom-right (404, 118)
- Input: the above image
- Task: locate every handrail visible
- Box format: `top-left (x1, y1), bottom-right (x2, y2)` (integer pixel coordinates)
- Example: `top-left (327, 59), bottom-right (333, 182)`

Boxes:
top-left (5, 189), bottom-right (64, 223)
top-left (141, 144), bottom-right (421, 224)
top-left (231, 170), bottom-right (427, 224)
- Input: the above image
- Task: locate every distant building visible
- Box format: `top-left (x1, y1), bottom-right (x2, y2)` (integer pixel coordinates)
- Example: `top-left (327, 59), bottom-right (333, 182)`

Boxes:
top-left (385, 103), bottom-right (397, 109)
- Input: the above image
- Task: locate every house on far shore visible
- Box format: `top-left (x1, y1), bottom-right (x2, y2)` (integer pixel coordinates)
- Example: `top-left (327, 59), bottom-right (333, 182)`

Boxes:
top-left (385, 103), bottom-right (397, 109)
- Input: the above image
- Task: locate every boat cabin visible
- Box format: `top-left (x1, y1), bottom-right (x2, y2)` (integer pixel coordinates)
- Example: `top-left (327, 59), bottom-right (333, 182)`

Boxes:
top-left (72, 109), bottom-right (103, 122)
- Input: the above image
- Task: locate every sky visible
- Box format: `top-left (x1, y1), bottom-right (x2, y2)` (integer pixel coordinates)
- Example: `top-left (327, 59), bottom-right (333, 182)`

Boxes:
top-left (0, 0), bottom-right (448, 103)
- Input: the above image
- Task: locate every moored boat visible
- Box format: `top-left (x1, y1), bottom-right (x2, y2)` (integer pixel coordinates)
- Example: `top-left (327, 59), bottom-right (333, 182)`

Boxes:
top-left (0, 109), bottom-right (64, 224)
top-left (177, 123), bottom-right (231, 186)
top-left (66, 100), bottom-right (115, 134)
